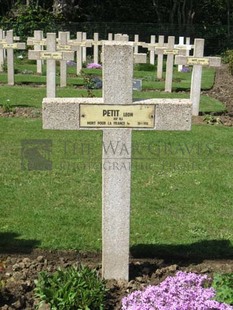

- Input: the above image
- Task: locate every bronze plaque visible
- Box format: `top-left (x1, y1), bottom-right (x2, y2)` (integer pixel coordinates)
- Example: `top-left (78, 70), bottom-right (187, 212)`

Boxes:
top-left (80, 104), bottom-right (155, 128)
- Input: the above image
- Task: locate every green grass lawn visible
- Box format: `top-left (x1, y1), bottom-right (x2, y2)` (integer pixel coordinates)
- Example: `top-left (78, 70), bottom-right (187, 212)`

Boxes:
top-left (0, 117), bottom-right (232, 258)
top-left (0, 58), bottom-right (232, 259)
top-left (0, 65), bottom-right (226, 114)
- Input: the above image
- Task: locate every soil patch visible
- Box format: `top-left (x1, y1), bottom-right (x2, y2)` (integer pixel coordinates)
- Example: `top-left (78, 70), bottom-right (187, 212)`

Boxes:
top-left (0, 107), bottom-right (41, 119)
top-left (0, 249), bottom-right (233, 309)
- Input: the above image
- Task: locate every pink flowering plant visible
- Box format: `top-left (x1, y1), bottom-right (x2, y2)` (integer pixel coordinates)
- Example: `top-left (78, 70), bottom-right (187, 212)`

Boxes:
top-left (121, 271), bottom-right (233, 310)
top-left (86, 63), bottom-right (102, 69)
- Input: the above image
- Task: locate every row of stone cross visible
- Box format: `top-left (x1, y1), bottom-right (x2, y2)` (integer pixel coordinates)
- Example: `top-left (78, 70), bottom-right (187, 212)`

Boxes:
top-left (0, 29), bottom-right (221, 115)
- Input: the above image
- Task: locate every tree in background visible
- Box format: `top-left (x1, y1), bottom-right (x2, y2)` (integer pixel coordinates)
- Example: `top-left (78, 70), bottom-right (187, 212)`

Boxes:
top-left (0, 0), bottom-right (231, 26)
top-left (0, 0), bottom-right (232, 53)
top-left (0, 2), bottom-right (61, 40)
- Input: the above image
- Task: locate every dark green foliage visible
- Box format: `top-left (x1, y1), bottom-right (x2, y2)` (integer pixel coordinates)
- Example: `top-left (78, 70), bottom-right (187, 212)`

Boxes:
top-left (34, 265), bottom-right (107, 310)
top-left (223, 50), bottom-right (233, 75)
top-left (0, 4), bottom-right (61, 41)
top-left (1, 99), bottom-right (15, 113)
top-left (212, 273), bottom-right (233, 305)
top-left (134, 63), bottom-right (155, 71)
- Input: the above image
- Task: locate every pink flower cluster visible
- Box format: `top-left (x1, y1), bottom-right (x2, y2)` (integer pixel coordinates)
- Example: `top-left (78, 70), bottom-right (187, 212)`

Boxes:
top-left (121, 271), bottom-right (233, 310)
top-left (86, 63), bottom-right (102, 69)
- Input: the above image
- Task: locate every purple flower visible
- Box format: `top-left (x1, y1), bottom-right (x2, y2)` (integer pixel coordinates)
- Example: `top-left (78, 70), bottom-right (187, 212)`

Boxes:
top-left (87, 63), bottom-right (102, 69)
top-left (121, 271), bottom-right (233, 310)
top-left (181, 66), bottom-right (191, 73)
top-left (66, 60), bottom-right (76, 67)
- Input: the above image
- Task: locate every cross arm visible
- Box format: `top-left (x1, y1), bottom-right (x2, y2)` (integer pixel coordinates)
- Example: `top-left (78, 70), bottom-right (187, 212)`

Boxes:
top-left (68, 40), bottom-right (93, 48)
top-left (175, 55), bottom-right (221, 67)
top-left (0, 42), bottom-right (25, 49)
top-left (27, 38), bottom-right (46, 46)
top-left (174, 44), bottom-right (194, 50)
top-left (134, 53), bottom-right (147, 63)
top-left (28, 50), bottom-right (74, 61)
top-left (42, 98), bottom-right (191, 131)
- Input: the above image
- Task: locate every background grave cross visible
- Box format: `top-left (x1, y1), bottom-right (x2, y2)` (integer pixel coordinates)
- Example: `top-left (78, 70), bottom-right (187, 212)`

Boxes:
top-left (156, 35), bottom-right (165, 79)
top-left (68, 32), bottom-right (93, 75)
top-left (113, 34), bottom-right (147, 64)
top-left (0, 30), bottom-right (25, 85)
top-left (174, 36), bottom-right (193, 72)
top-left (57, 31), bottom-right (71, 87)
top-left (141, 35), bottom-right (158, 65)
top-left (28, 33), bottom-right (74, 97)
top-left (141, 35), bottom-right (166, 79)
top-left (92, 32), bottom-right (102, 64)
top-left (42, 42), bottom-right (192, 281)
top-left (27, 30), bottom-right (46, 74)
top-left (155, 36), bottom-right (186, 92)
top-left (175, 38), bottom-right (221, 115)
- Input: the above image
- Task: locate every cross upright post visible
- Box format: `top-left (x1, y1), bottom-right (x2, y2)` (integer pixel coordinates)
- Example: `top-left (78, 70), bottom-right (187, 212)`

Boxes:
top-left (45, 33), bottom-right (56, 97)
top-left (157, 35), bottom-right (165, 79)
top-left (92, 32), bottom-right (102, 64)
top-left (134, 34), bottom-right (139, 54)
top-left (82, 32), bottom-right (87, 62)
top-left (58, 31), bottom-right (70, 87)
top-left (149, 35), bottom-right (156, 65)
top-left (108, 33), bottom-right (113, 41)
top-left (165, 36), bottom-right (175, 92)
top-left (0, 29), bottom-right (5, 72)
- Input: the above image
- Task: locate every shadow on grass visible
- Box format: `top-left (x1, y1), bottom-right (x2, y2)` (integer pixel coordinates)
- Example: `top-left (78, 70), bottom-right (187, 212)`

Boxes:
top-left (0, 232), bottom-right (41, 254)
top-left (131, 239), bottom-right (233, 263)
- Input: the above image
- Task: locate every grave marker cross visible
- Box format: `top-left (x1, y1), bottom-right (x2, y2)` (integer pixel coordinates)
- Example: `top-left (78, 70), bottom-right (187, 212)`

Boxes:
top-left (68, 32), bottom-right (93, 75)
top-left (58, 31), bottom-right (71, 87)
top-left (42, 42), bottom-right (192, 281)
top-left (28, 33), bottom-right (74, 97)
top-left (175, 38), bottom-right (221, 115)
top-left (0, 30), bottom-right (25, 85)
top-left (155, 36), bottom-right (186, 92)
top-left (27, 30), bottom-right (46, 74)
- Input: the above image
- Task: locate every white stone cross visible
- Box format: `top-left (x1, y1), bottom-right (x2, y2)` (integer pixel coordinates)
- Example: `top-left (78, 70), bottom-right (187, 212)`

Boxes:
top-left (113, 34), bottom-right (147, 64)
top-left (133, 34), bottom-right (147, 55)
top-left (157, 35), bottom-right (165, 79)
top-left (108, 33), bottom-right (113, 41)
top-left (142, 36), bottom-right (164, 65)
top-left (92, 32), bottom-right (102, 64)
top-left (175, 36), bottom-right (194, 72)
top-left (0, 30), bottom-right (26, 85)
top-left (82, 32), bottom-right (87, 62)
top-left (42, 42), bottom-right (192, 281)
top-left (149, 35), bottom-right (156, 65)
top-left (57, 31), bottom-right (71, 87)
top-left (68, 32), bottom-right (93, 75)
top-left (155, 36), bottom-right (186, 92)
top-left (28, 33), bottom-right (74, 97)
top-left (27, 30), bottom-right (46, 74)
top-left (133, 34), bottom-right (139, 54)
top-left (175, 38), bottom-right (221, 115)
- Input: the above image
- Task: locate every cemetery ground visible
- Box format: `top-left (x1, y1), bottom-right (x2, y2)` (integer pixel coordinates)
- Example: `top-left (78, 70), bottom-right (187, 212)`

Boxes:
top-left (0, 58), bottom-right (233, 309)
